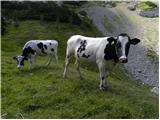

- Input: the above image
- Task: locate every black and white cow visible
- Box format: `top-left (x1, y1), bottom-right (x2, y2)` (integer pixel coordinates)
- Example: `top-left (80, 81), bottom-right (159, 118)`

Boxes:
top-left (13, 40), bottom-right (58, 72)
top-left (63, 33), bottom-right (140, 90)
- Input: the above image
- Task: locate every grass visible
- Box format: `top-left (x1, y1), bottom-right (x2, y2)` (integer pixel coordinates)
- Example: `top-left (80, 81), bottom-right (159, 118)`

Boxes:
top-left (118, 8), bottom-right (140, 27)
top-left (102, 16), bottom-right (115, 33)
top-left (136, 1), bottom-right (158, 11)
top-left (111, 12), bottom-right (127, 32)
top-left (143, 25), bottom-right (159, 63)
top-left (1, 20), bottom-right (159, 119)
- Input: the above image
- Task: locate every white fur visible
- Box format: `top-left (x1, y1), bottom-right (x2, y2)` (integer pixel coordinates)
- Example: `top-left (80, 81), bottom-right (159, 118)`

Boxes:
top-left (63, 35), bottom-right (111, 90)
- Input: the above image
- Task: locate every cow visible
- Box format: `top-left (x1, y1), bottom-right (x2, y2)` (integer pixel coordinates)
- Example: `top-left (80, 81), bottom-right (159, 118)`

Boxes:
top-left (63, 33), bottom-right (140, 90)
top-left (13, 40), bottom-right (58, 72)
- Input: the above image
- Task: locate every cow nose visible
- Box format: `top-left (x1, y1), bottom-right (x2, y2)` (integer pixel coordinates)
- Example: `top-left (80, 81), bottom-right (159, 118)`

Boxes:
top-left (119, 56), bottom-right (128, 63)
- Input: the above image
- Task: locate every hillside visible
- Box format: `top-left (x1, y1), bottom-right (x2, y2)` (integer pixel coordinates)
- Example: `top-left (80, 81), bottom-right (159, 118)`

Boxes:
top-left (1, 20), bottom-right (158, 119)
top-left (82, 2), bottom-right (159, 90)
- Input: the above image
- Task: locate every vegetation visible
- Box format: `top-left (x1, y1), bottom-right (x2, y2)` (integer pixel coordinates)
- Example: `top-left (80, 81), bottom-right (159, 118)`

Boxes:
top-left (136, 1), bottom-right (158, 11)
top-left (111, 13), bottom-right (126, 31)
top-left (1, 1), bottom-right (158, 119)
top-left (1, 17), bottom-right (7, 35)
top-left (102, 16), bottom-right (115, 33)
top-left (1, 1), bottom-right (89, 26)
top-left (1, 20), bottom-right (158, 119)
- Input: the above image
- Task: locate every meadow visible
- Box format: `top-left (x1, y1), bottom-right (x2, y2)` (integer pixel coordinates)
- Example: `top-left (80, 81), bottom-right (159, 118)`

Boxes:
top-left (1, 20), bottom-right (158, 119)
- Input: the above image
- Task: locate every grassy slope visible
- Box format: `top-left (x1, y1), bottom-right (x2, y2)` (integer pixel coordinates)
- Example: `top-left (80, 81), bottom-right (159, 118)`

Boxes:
top-left (1, 20), bottom-right (158, 119)
top-left (102, 16), bottom-right (115, 33)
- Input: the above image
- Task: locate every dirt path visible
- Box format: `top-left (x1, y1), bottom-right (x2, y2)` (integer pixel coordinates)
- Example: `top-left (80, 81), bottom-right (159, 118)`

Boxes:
top-left (82, 2), bottom-right (159, 91)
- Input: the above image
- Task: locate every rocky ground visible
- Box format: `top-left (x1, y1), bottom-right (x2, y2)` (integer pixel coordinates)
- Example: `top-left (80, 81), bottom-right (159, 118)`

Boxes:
top-left (82, 2), bottom-right (159, 94)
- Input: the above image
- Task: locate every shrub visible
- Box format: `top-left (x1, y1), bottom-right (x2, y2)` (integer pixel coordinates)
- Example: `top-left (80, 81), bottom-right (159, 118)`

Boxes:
top-left (1, 17), bottom-right (7, 35)
top-left (136, 1), bottom-right (158, 10)
top-left (1, 1), bottom-right (86, 25)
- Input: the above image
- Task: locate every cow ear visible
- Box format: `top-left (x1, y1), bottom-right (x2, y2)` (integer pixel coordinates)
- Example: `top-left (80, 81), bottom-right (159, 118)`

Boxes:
top-left (13, 56), bottom-right (17, 60)
top-left (107, 37), bottom-right (117, 45)
top-left (130, 38), bottom-right (141, 45)
top-left (24, 57), bottom-right (28, 60)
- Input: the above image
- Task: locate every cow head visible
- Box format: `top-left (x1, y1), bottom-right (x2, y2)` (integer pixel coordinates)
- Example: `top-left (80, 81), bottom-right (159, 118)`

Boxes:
top-left (13, 55), bottom-right (28, 69)
top-left (107, 33), bottom-right (140, 63)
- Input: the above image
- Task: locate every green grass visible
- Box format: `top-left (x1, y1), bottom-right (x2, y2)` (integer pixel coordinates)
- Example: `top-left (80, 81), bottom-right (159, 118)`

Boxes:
top-left (102, 16), bottom-right (115, 33)
top-left (143, 27), bottom-right (158, 63)
top-left (1, 20), bottom-right (159, 119)
top-left (136, 1), bottom-right (158, 11)
top-left (111, 12), bottom-right (126, 32)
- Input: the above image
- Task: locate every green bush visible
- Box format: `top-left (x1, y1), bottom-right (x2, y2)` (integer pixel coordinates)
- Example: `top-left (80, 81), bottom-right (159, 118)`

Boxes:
top-left (1, 1), bottom-right (85, 25)
top-left (1, 17), bottom-right (7, 35)
top-left (136, 1), bottom-right (158, 10)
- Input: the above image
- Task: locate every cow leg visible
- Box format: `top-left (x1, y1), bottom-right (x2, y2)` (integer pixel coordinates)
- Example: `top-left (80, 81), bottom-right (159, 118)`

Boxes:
top-left (63, 56), bottom-right (70, 79)
top-left (54, 51), bottom-right (58, 64)
top-left (75, 59), bottom-right (83, 80)
top-left (33, 54), bottom-right (37, 65)
top-left (29, 57), bottom-right (33, 73)
top-left (46, 55), bottom-right (52, 66)
top-left (29, 54), bottom-right (36, 72)
top-left (97, 61), bottom-right (107, 90)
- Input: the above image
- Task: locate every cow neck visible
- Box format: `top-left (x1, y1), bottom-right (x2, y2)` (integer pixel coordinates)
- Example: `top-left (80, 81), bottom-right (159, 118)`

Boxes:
top-left (21, 47), bottom-right (29, 58)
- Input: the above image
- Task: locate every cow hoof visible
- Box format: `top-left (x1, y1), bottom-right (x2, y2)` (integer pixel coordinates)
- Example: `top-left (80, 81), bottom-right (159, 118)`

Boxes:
top-left (29, 73), bottom-right (33, 76)
top-left (80, 76), bottom-right (84, 80)
top-left (63, 75), bottom-right (68, 79)
top-left (100, 87), bottom-right (107, 91)
top-left (100, 85), bottom-right (107, 91)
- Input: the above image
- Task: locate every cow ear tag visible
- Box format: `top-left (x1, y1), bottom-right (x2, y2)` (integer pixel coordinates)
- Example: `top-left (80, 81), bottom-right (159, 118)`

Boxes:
top-left (111, 41), bottom-right (115, 45)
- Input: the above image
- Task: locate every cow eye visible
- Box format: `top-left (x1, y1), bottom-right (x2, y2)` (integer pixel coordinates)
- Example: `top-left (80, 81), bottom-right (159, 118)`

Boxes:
top-left (116, 42), bottom-right (121, 48)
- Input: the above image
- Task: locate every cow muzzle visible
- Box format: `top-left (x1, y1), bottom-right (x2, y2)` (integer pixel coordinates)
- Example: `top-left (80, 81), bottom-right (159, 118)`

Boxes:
top-left (119, 56), bottom-right (128, 63)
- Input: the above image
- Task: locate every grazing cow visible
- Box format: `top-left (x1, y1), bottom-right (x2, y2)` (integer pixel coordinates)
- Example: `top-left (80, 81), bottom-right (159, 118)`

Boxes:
top-left (13, 40), bottom-right (58, 72)
top-left (63, 33), bottom-right (140, 90)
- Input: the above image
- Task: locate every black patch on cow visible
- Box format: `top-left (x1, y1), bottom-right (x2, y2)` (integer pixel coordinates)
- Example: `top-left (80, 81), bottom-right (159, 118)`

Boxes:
top-left (82, 53), bottom-right (90, 58)
top-left (44, 45), bottom-right (47, 49)
top-left (51, 48), bottom-right (54, 52)
top-left (37, 42), bottom-right (45, 54)
top-left (22, 46), bottom-right (35, 58)
top-left (107, 37), bottom-right (117, 44)
top-left (37, 42), bottom-right (43, 49)
top-left (125, 42), bottom-right (130, 57)
top-left (77, 40), bottom-right (90, 58)
top-left (20, 58), bottom-right (25, 66)
top-left (104, 38), bottom-right (118, 62)
top-left (49, 43), bottom-right (52, 45)
top-left (118, 33), bottom-right (129, 37)
top-left (77, 54), bottom-right (80, 58)
top-left (77, 40), bottom-right (87, 53)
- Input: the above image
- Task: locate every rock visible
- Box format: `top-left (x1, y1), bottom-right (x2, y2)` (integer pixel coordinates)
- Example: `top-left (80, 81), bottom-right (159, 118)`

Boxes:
top-left (151, 87), bottom-right (159, 94)
top-left (127, 5), bottom-right (136, 11)
top-left (105, 4), bottom-right (113, 8)
top-left (137, 69), bottom-right (142, 73)
top-left (137, 8), bottom-right (159, 17)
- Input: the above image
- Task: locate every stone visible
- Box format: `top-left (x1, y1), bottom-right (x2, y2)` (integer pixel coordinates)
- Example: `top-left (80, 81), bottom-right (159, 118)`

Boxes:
top-left (151, 87), bottom-right (159, 94)
top-left (137, 69), bottom-right (142, 73)
top-left (137, 8), bottom-right (159, 18)
top-left (127, 5), bottom-right (136, 11)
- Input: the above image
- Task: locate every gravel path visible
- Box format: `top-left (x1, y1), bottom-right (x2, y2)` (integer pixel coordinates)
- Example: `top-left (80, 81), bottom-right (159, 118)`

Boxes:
top-left (82, 3), bottom-right (159, 92)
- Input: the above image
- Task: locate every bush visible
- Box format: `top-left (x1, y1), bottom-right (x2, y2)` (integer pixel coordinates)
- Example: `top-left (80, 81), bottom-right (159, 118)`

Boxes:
top-left (1, 1), bottom-right (86, 25)
top-left (136, 1), bottom-right (158, 10)
top-left (1, 17), bottom-right (7, 35)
